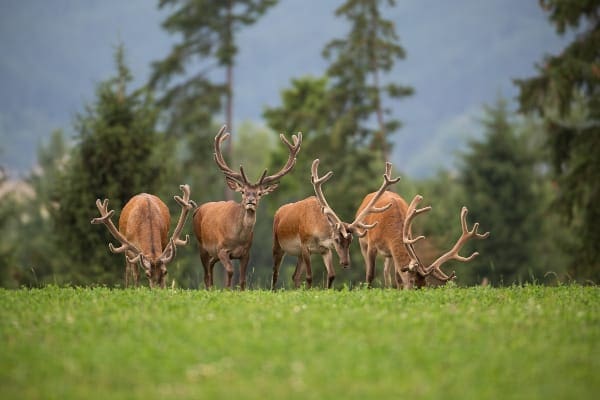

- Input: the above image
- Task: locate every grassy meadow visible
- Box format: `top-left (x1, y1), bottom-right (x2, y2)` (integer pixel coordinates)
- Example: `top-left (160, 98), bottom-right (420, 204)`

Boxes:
top-left (0, 285), bottom-right (598, 399)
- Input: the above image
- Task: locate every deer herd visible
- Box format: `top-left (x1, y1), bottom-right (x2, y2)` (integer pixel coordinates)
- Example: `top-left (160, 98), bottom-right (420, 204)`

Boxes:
top-left (92, 125), bottom-right (489, 289)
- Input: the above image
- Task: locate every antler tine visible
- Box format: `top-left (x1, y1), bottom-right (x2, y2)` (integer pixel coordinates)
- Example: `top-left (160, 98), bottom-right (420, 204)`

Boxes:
top-left (260, 132), bottom-right (303, 185)
top-left (91, 198), bottom-right (142, 257)
top-left (166, 184), bottom-right (195, 249)
top-left (213, 125), bottom-right (248, 184)
top-left (461, 207), bottom-right (490, 240)
top-left (402, 195), bottom-right (432, 273)
top-left (349, 162), bottom-right (401, 233)
top-left (310, 159), bottom-right (344, 228)
top-left (425, 206), bottom-right (490, 276)
top-left (159, 185), bottom-right (195, 263)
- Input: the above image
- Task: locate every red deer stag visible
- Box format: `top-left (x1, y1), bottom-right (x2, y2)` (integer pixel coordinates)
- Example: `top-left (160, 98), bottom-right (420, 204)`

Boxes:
top-left (91, 185), bottom-right (196, 288)
top-left (193, 125), bottom-right (302, 290)
top-left (271, 159), bottom-right (400, 289)
top-left (356, 190), bottom-right (489, 289)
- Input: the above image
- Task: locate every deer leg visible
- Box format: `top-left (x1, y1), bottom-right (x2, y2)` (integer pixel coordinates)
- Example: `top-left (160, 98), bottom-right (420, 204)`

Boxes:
top-left (124, 258), bottom-right (131, 288)
top-left (322, 249), bottom-right (335, 289)
top-left (124, 251), bottom-right (140, 287)
top-left (383, 257), bottom-right (394, 288)
top-left (271, 241), bottom-right (285, 290)
top-left (217, 249), bottom-right (234, 289)
top-left (131, 261), bottom-right (140, 287)
top-left (239, 252), bottom-right (249, 291)
top-left (365, 247), bottom-right (378, 287)
top-left (209, 257), bottom-right (218, 287)
top-left (302, 248), bottom-right (313, 289)
top-left (292, 258), bottom-right (303, 289)
top-left (200, 250), bottom-right (211, 289)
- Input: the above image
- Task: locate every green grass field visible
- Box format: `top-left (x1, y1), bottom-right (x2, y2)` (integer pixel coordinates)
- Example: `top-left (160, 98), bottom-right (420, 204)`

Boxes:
top-left (0, 285), bottom-right (598, 399)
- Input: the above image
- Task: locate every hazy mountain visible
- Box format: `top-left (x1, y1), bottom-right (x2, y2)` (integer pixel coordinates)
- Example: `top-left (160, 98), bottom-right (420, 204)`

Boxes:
top-left (0, 0), bottom-right (573, 178)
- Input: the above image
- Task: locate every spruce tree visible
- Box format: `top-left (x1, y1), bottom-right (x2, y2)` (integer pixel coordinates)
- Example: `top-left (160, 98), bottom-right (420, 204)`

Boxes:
top-left (459, 99), bottom-right (543, 285)
top-left (514, 0), bottom-right (600, 281)
top-left (53, 45), bottom-right (167, 285)
top-left (150, 0), bottom-right (278, 200)
top-left (323, 0), bottom-right (413, 161)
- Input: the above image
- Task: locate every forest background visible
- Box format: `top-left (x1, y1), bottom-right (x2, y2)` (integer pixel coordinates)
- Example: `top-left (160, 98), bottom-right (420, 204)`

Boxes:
top-left (0, 0), bottom-right (598, 288)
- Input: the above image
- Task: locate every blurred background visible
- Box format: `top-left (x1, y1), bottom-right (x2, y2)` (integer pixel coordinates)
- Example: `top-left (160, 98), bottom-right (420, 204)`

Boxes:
top-left (0, 0), bottom-right (598, 288)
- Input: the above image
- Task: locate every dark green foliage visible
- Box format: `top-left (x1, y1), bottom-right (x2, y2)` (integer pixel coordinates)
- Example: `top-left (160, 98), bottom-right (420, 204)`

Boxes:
top-left (458, 99), bottom-right (548, 285)
top-left (150, 0), bottom-right (278, 201)
top-left (52, 45), bottom-right (168, 285)
top-left (514, 0), bottom-right (600, 281)
top-left (323, 0), bottom-right (413, 160)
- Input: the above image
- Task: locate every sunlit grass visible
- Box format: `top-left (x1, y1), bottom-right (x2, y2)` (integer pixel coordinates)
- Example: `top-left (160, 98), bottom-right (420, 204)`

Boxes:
top-left (0, 285), bottom-right (598, 399)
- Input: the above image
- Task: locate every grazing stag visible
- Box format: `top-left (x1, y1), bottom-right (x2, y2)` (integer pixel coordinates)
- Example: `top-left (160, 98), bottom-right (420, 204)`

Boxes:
top-left (193, 125), bottom-right (302, 289)
top-left (91, 185), bottom-right (196, 288)
top-left (271, 159), bottom-right (400, 289)
top-left (356, 191), bottom-right (489, 289)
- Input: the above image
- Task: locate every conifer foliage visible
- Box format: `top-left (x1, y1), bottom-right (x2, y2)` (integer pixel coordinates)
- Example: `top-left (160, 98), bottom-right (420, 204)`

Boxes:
top-left (515, 0), bottom-right (600, 281)
top-left (323, 0), bottom-right (413, 161)
top-left (52, 45), bottom-right (167, 285)
top-left (459, 99), bottom-right (543, 285)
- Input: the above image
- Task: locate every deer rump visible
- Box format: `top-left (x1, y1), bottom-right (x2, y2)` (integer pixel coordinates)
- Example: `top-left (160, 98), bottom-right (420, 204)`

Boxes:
top-left (356, 191), bottom-right (416, 287)
top-left (119, 194), bottom-right (171, 256)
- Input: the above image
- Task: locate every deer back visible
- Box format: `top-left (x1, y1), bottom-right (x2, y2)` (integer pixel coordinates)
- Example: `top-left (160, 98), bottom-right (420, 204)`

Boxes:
top-left (273, 196), bottom-right (333, 253)
top-left (119, 193), bottom-right (170, 261)
top-left (356, 191), bottom-right (411, 262)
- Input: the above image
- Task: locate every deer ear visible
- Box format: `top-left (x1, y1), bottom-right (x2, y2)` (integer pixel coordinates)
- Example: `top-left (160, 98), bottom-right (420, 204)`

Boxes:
top-left (225, 177), bottom-right (244, 192)
top-left (260, 183), bottom-right (279, 195)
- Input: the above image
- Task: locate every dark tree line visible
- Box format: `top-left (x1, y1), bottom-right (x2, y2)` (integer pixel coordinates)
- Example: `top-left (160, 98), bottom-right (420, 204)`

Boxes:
top-left (0, 0), bottom-right (597, 288)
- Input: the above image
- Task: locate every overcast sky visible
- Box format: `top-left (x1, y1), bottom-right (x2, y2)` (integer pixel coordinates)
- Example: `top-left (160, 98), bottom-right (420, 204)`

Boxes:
top-left (0, 0), bottom-right (573, 177)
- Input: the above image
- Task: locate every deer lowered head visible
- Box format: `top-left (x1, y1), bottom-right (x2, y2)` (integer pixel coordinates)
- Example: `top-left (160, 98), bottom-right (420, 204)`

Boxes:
top-left (91, 184), bottom-right (196, 288)
top-left (400, 195), bottom-right (490, 288)
top-left (310, 159), bottom-right (400, 268)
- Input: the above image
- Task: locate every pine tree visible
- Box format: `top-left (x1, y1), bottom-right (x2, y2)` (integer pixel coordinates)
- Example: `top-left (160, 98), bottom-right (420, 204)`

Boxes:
top-left (53, 45), bottom-right (168, 285)
top-left (459, 98), bottom-right (545, 285)
top-left (514, 0), bottom-right (600, 281)
top-left (323, 0), bottom-right (413, 161)
top-left (150, 0), bottom-right (278, 200)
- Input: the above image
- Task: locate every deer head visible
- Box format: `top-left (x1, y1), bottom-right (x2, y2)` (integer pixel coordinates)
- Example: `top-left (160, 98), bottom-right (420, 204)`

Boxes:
top-left (214, 125), bottom-right (302, 212)
top-left (311, 159), bottom-right (400, 267)
top-left (91, 185), bottom-right (196, 288)
top-left (401, 195), bottom-right (490, 287)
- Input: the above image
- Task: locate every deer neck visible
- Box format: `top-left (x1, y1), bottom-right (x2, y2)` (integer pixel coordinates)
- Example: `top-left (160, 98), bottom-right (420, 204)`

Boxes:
top-left (235, 202), bottom-right (257, 238)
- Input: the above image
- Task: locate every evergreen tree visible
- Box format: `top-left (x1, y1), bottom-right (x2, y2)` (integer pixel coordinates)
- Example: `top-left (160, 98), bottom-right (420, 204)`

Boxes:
top-left (459, 99), bottom-right (544, 285)
top-left (150, 0), bottom-right (278, 200)
top-left (514, 0), bottom-right (600, 282)
top-left (53, 45), bottom-right (168, 285)
top-left (323, 0), bottom-right (413, 161)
